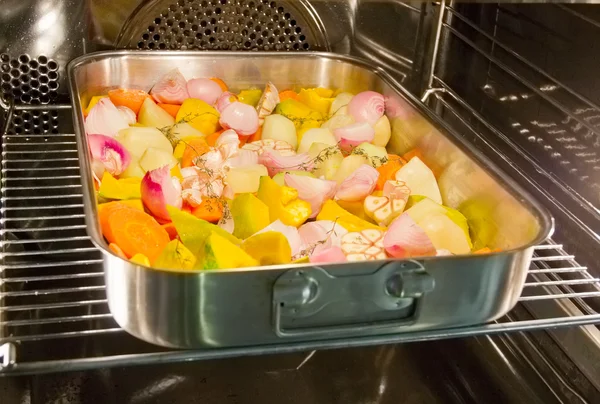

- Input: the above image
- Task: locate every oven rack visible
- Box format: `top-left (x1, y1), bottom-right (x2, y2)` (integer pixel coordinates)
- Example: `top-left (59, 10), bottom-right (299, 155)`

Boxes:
top-left (1, 101), bottom-right (600, 375)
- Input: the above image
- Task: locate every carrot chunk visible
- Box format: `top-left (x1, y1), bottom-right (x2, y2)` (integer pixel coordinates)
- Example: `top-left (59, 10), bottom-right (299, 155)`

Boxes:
top-left (279, 90), bottom-right (299, 102)
top-left (205, 129), bottom-right (225, 147)
top-left (106, 207), bottom-right (170, 264)
top-left (107, 89), bottom-right (149, 114)
top-left (192, 197), bottom-right (224, 223)
top-left (375, 154), bottom-right (406, 190)
top-left (181, 137), bottom-right (211, 168)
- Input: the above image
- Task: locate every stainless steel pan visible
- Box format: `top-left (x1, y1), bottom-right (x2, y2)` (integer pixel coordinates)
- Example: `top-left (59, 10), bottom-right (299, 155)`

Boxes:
top-left (68, 51), bottom-right (553, 349)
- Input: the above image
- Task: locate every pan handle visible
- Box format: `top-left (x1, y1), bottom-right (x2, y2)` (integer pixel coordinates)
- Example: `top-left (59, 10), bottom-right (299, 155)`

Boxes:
top-left (272, 261), bottom-right (435, 338)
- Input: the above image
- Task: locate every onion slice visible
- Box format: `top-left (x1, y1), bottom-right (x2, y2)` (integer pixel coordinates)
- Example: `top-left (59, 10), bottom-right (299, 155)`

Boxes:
top-left (309, 246), bottom-right (347, 264)
top-left (347, 91), bottom-right (385, 125)
top-left (87, 134), bottom-right (131, 177)
top-left (215, 91), bottom-right (238, 113)
top-left (383, 213), bottom-right (436, 258)
top-left (333, 122), bottom-right (375, 152)
top-left (117, 106), bottom-right (137, 125)
top-left (85, 98), bottom-right (129, 138)
top-left (335, 164), bottom-right (379, 202)
top-left (284, 174), bottom-right (337, 218)
top-left (187, 78), bottom-right (223, 105)
top-left (141, 165), bottom-right (183, 222)
top-left (258, 149), bottom-right (314, 176)
top-left (298, 220), bottom-right (348, 257)
top-left (150, 68), bottom-right (189, 104)
top-left (219, 101), bottom-right (260, 136)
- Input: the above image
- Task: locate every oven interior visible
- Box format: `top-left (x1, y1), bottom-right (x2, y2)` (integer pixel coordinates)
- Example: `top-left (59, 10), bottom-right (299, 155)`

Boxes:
top-left (1, 0), bottom-right (599, 402)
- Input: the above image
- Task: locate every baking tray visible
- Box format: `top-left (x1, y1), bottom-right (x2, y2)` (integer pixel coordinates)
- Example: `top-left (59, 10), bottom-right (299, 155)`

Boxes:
top-left (68, 51), bottom-right (553, 349)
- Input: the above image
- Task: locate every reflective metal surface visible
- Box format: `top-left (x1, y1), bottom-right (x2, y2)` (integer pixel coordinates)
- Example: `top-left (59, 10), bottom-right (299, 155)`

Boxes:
top-left (67, 51), bottom-right (551, 348)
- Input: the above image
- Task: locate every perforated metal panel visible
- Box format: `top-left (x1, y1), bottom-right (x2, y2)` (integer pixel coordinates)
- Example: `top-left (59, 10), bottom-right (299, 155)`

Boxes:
top-left (0, 54), bottom-right (60, 105)
top-left (132, 0), bottom-right (315, 51)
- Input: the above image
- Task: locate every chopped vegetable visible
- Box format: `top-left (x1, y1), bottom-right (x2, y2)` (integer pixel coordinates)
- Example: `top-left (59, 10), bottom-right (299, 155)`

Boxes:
top-left (317, 200), bottom-right (382, 232)
top-left (98, 172), bottom-right (142, 200)
top-left (192, 197), bottom-right (224, 223)
top-left (108, 89), bottom-right (149, 115)
top-left (257, 176), bottom-right (312, 227)
top-left (154, 240), bottom-right (197, 270)
top-left (158, 103), bottom-right (182, 118)
top-left (180, 137), bottom-right (210, 168)
top-left (176, 98), bottom-right (220, 136)
top-left (203, 232), bottom-right (258, 270)
top-left (376, 155), bottom-right (405, 190)
top-left (242, 231), bottom-right (292, 265)
top-left (230, 193), bottom-right (271, 239)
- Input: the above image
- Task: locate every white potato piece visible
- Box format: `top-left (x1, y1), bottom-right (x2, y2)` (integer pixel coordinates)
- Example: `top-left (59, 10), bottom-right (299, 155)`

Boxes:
top-left (272, 170), bottom-right (315, 187)
top-left (308, 142), bottom-right (344, 180)
top-left (170, 122), bottom-right (206, 139)
top-left (418, 214), bottom-right (471, 255)
top-left (395, 156), bottom-right (442, 204)
top-left (262, 114), bottom-right (298, 149)
top-left (372, 115), bottom-right (391, 147)
top-left (321, 114), bottom-right (354, 131)
top-left (116, 127), bottom-right (173, 159)
top-left (353, 142), bottom-right (388, 168)
top-left (297, 128), bottom-right (337, 154)
top-left (139, 147), bottom-right (178, 172)
top-left (329, 92), bottom-right (354, 116)
top-left (225, 164), bottom-right (269, 194)
top-left (332, 154), bottom-right (369, 184)
top-left (137, 97), bottom-right (175, 129)
top-left (119, 157), bottom-right (145, 179)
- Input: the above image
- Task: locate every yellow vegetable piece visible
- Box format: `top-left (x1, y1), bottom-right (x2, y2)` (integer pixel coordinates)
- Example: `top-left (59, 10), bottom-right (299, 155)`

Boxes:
top-left (257, 176), bottom-right (312, 227)
top-left (242, 231), bottom-right (292, 266)
top-left (204, 232), bottom-right (259, 270)
top-left (84, 95), bottom-right (108, 116)
top-left (97, 172), bottom-right (142, 200)
top-left (337, 200), bottom-right (375, 223)
top-left (274, 99), bottom-right (325, 133)
top-left (317, 200), bottom-right (383, 232)
top-left (154, 240), bottom-right (197, 270)
top-left (237, 88), bottom-right (263, 107)
top-left (170, 164), bottom-right (183, 181)
top-left (166, 206), bottom-right (240, 266)
top-left (298, 88), bottom-right (335, 115)
top-left (176, 98), bottom-right (220, 136)
top-left (130, 253), bottom-right (150, 266)
top-left (291, 256), bottom-right (310, 264)
top-left (231, 193), bottom-right (271, 239)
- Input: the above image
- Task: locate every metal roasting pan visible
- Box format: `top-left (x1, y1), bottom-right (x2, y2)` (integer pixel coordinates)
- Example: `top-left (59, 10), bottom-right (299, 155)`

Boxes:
top-left (67, 51), bottom-right (553, 349)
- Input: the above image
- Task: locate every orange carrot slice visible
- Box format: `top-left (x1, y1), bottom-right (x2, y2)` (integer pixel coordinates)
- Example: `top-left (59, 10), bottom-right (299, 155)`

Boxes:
top-left (158, 103), bottom-right (181, 118)
top-left (161, 222), bottom-right (179, 240)
top-left (106, 207), bottom-right (170, 264)
top-left (210, 77), bottom-right (228, 92)
top-left (205, 129), bottom-right (225, 147)
top-left (99, 203), bottom-right (134, 243)
top-left (375, 154), bottom-right (406, 190)
top-left (109, 243), bottom-right (128, 259)
top-left (192, 197), bottom-right (224, 223)
top-left (181, 137), bottom-right (211, 168)
top-left (279, 90), bottom-right (299, 102)
top-left (107, 89), bottom-right (149, 115)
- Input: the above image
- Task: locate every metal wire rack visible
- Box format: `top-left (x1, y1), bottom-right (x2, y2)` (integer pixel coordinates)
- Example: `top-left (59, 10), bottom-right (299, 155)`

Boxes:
top-left (1, 99), bottom-right (599, 374)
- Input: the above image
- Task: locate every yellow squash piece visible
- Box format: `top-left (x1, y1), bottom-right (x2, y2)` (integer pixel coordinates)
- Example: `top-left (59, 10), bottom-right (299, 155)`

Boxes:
top-left (257, 176), bottom-right (312, 227)
top-left (242, 231), bottom-right (292, 266)
top-left (173, 136), bottom-right (203, 160)
top-left (170, 164), bottom-right (183, 181)
top-left (97, 172), bottom-right (142, 200)
top-left (154, 240), bottom-right (197, 270)
top-left (337, 200), bottom-right (376, 223)
top-left (176, 98), bottom-right (220, 136)
top-left (130, 253), bottom-right (151, 266)
top-left (230, 193), bottom-right (271, 239)
top-left (317, 200), bottom-right (383, 232)
top-left (167, 206), bottom-right (240, 265)
top-left (237, 88), bottom-right (263, 107)
top-left (204, 232), bottom-right (259, 270)
top-left (298, 88), bottom-right (335, 115)
top-left (274, 99), bottom-right (325, 134)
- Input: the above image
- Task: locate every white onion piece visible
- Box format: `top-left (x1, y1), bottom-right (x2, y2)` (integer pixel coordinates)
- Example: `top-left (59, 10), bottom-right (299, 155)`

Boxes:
top-left (87, 134), bottom-right (131, 176)
top-left (85, 98), bottom-right (129, 137)
top-left (298, 220), bottom-right (348, 257)
top-left (335, 164), bottom-right (379, 202)
top-left (219, 101), bottom-right (260, 136)
top-left (310, 246), bottom-right (347, 264)
top-left (255, 220), bottom-right (303, 257)
top-left (181, 170), bottom-right (225, 207)
top-left (333, 122), bottom-right (375, 152)
top-left (215, 129), bottom-right (240, 160)
top-left (215, 91), bottom-right (238, 113)
top-left (383, 213), bottom-right (436, 258)
top-left (141, 165), bottom-right (183, 222)
top-left (347, 91), bottom-right (385, 125)
top-left (150, 68), bottom-right (189, 104)
top-left (284, 174), bottom-right (337, 218)
top-left (258, 149), bottom-right (314, 177)
top-left (195, 148), bottom-right (224, 172)
top-left (187, 78), bottom-right (223, 105)
top-left (117, 106), bottom-right (137, 125)
top-left (256, 82), bottom-right (280, 124)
